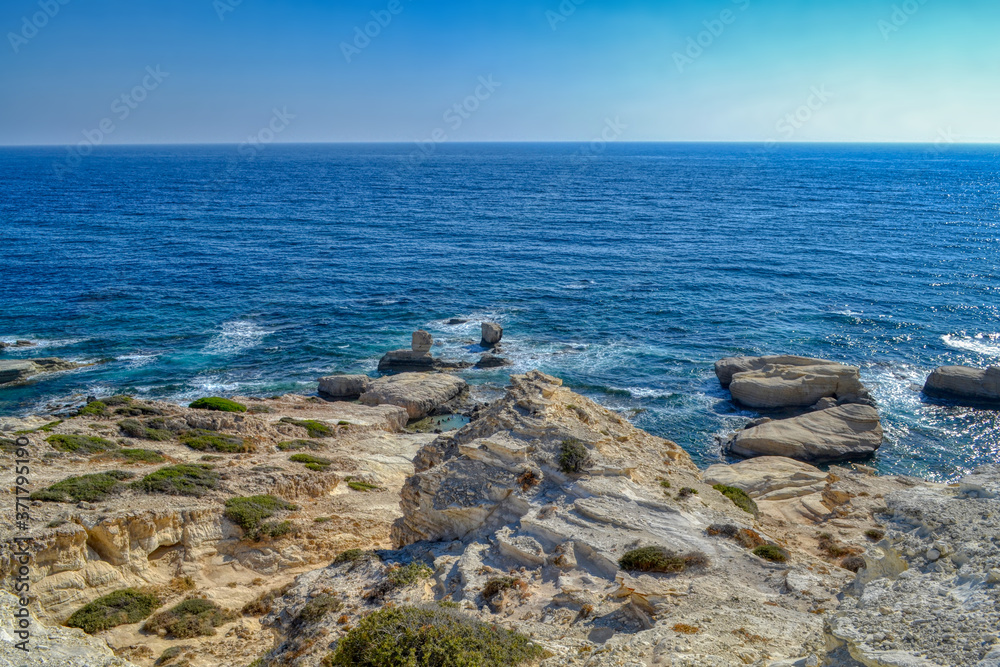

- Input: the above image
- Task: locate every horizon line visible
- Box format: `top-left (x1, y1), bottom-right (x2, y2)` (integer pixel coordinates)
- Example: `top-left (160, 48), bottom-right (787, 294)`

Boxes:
top-left (2, 140), bottom-right (999, 148)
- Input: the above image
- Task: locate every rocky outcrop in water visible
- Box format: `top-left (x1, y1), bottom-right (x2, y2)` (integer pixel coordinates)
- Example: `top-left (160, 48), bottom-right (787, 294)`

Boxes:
top-left (360, 373), bottom-right (468, 420)
top-left (717, 357), bottom-right (872, 410)
top-left (377, 330), bottom-right (472, 373)
top-left (923, 365), bottom-right (1000, 407)
top-left (481, 322), bottom-right (503, 347)
top-left (0, 358), bottom-right (87, 386)
top-left (726, 404), bottom-right (884, 463)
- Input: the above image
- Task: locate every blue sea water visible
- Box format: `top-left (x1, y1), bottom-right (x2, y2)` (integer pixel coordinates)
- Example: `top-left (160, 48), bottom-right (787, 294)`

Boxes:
top-left (1, 143), bottom-right (998, 481)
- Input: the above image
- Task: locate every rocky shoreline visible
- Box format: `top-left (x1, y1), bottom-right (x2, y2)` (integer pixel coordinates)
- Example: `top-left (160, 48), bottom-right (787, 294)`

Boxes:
top-left (1, 333), bottom-right (999, 667)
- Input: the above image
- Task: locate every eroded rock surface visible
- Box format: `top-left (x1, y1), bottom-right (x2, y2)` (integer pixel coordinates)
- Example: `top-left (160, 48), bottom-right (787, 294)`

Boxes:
top-left (0, 358), bottom-right (88, 386)
top-left (923, 365), bottom-right (1000, 407)
top-left (361, 373), bottom-right (468, 420)
top-left (727, 404), bottom-right (883, 463)
top-left (728, 362), bottom-right (871, 411)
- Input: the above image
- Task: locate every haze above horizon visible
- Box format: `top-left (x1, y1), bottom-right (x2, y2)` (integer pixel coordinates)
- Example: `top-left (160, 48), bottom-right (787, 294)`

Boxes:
top-left (2, 0), bottom-right (997, 146)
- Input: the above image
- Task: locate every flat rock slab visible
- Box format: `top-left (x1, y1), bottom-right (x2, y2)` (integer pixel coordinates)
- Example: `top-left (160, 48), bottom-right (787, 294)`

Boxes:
top-left (715, 355), bottom-right (834, 388)
top-left (318, 374), bottom-right (371, 399)
top-left (729, 362), bottom-right (868, 410)
top-left (727, 404), bottom-right (883, 463)
top-left (704, 456), bottom-right (829, 500)
top-left (924, 365), bottom-right (1000, 407)
top-left (361, 373), bottom-right (468, 420)
top-left (0, 358), bottom-right (84, 386)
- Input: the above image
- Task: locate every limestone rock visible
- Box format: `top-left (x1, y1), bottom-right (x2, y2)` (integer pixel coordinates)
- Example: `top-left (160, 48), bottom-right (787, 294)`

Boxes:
top-left (0, 358), bottom-right (86, 386)
top-left (727, 404), bottom-right (883, 463)
top-left (704, 457), bottom-right (829, 500)
top-left (923, 365), bottom-right (1000, 407)
top-left (360, 373), bottom-right (468, 420)
top-left (318, 374), bottom-right (371, 399)
top-left (715, 355), bottom-right (835, 389)
top-left (728, 362), bottom-right (870, 410)
top-left (0, 592), bottom-right (138, 666)
top-left (481, 322), bottom-right (503, 347)
top-left (412, 330), bottom-right (433, 354)
top-left (475, 353), bottom-right (510, 369)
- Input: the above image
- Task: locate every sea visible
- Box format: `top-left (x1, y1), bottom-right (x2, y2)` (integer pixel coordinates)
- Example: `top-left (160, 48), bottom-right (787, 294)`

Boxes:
top-left (1, 143), bottom-right (998, 482)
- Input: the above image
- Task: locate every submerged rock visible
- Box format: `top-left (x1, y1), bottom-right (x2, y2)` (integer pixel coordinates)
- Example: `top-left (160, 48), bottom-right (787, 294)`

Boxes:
top-left (923, 365), bottom-right (1000, 407)
top-left (727, 404), bottom-right (883, 463)
top-left (475, 353), bottom-right (511, 369)
top-left (360, 373), bottom-right (468, 420)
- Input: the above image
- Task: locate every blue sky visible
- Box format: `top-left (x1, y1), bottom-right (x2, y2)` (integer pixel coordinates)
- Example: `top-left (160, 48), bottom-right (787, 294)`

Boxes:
top-left (1, 0), bottom-right (997, 144)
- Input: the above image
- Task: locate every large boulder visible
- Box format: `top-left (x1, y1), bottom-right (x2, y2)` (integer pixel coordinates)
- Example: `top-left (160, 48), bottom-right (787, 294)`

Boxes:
top-left (728, 361), bottom-right (870, 410)
top-left (923, 365), bottom-right (1000, 407)
top-left (481, 322), bottom-right (503, 347)
top-left (704, 456), bottom-right (829, 500)
top-left (727, 404), bottom-right (883, 463)
top-left (0, 358), bottom-right (84, 386)
top-left (318, 374), bottom-right (371, 400)
top-left (715, 355), bottom-right (833, 388)
top-left (378, 331), bottom-right (472, 373)
top-left (360, 373), bottom-right (468, 420)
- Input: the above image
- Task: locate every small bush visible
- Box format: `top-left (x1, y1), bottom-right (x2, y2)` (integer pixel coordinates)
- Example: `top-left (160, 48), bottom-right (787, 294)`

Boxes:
top-left (76, 401), bottom-right (108, 417)
top-left (817, 533), bottom-right (861, 559)
top-left (224, 495), bottom-right (298, 540)
top-left (557, 438), bottom-right (590, 473)
top-left (189, 397), bottom-right (247, 413)
top-left (277, 440), bottom-right (321, 451)
top-left (706, 524), bottom-right (766, 549)
top-left (114, 403), bottom-right (164, 417)
top-left (103, 395), bottom-right (134, 407)
top-left (132, 464), bottom-right (220, 497)
top-left (65, 588), bottom-right (161, 634)
top-left (242, 583), bottom-right (293, 617)
top-left (864, 528), bottom-right (885, 541)
top-left (347, 479), bottom-right (380, 492)
top-left (659, 479), bottom-right (672, 490)
top-left (290, 453), bottom-right (333, 471)
top-left (117, 448), bottom-right (167, 464)
top-left (753, 544), bottom-right (789, 563)
top-left (713, 484), bottom-right (759, 516)
top-left (618, 547), bottom-right (708, 574)
top-left (673, 623), bottom-right (700, 634)
top-left (143, 598), bottom-right (234, 639)
top-left (295, 595), bottom-right (343, 626)
top-left (179, 429), bottom-right (250, 453)
top-left (47, 434), bottom-right (117, 454)
top-left (280, 418), bottom-right (335, 438)
top-left (387, 562), bottom-right (433, 588)
top-left (31, 471), bottom-right (134, 503)
top-left (516, 469), bottom-right (540, 491)
top-left (325, 606), bottom-right (548, 667)
top-left (334, 549), bottom-right (378, 566)
top-left (841, 555), bottom-right (867, 572)
top-left (38, 420), bottom-right (63, 432)
top-left (154, 645), bottom-right (192, 666)
top-left (482, 576), bottom-right (525, 601)
top-left (677, 487), bottom-right (699, 499)
top-left (119, 419), bottom-right (172, 442)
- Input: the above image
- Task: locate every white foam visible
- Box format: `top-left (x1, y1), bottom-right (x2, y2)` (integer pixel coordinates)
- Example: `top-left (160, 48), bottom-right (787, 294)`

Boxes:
top-left (117, 353), bottom-right (159, 369)
top-left (942, 333), bottom-right (1000, 358)
top-left (203, 321), bottom-right (271, 355)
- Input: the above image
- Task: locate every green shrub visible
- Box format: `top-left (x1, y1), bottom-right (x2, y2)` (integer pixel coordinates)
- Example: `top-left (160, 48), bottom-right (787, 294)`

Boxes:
top-left (103, 395), bottom-right (134, 407)
top-left (557, 438), bottom-right (590, 473)
top-left (65, 588), bottom-right (161, 634)
top-left (154, 645), bottom-right (192, 666)
top-left (224, 495), bottom-right (298, 540)
top-left (325, 606), bottom-right (548, 666)
top-left (482, 576), bottom-right (524, 601)
top-left (864, 528), bottom-right (885, 541)
top-left (46, 434), bottom-right (117, 454)
top-left (114, 403), bottom-right (163, 417)
top-left (295, 595), bottom-right (343, 626)
top-left (334, 549), bottom-right (376, 566)
top-left (142, 598), bottom-right (234, 638)
top-left (76, 401), bottom-right (108, 417)
top-left (753, 544), bottom-right (789, 563)
top-left (618, 546), bottom-right (709, 574)
top-left (189, 397), bottom-right (247, 413)
top-left (241, 583), bottom-right (293, 617)
top-left (119, 419), bottom-right (172, 442)
top-left (38, 420), bottom-right (63, 432)
top-left (117, 448), bottom-right (167, 464)
top-left (31, 471), bottom-right (134, 503)
top-left (0, 438), bottom-right (17, 453)
top-left (677, 487), bottom-right (699, 499)
top-left (132, 464), bottom-right (220, 497)
top-left (179, 430), bottom-right (249, 453)
top-left (347, 479), bottom-right (380, 492)
top-left (713, 484), bottom-right (759, 516)
top-left (276, 440), bottom-right (321, 451)
top-left (280, 418), bottom-right (335, 438)
top-left (289, 453), bottom-right (333, 471)
top-left (387, 562), bottom-right (433, 588)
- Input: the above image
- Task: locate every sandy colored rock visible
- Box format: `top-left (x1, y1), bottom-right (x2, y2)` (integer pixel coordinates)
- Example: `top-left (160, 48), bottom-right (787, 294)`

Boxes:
top-left (715, 355), bottom-right (835, 388)
top-left (480, 322), bottom-right (503, 346)
top-left (360, 373), bottom-right (468, 419)
top-left (317, 374), bottom-right (371, 399)
top-left (704, 456), bottom-right (830, 500)
top-left (729, 362), bottom-right (869, 410)
top-left (923, 365), bottom-right (1000, 407)
top-left (0, 358), bottom-right (89, 385)
top-left (728, 404), bottom-right (883, 463)
top-left (411, 330), bottom-right (433, 353)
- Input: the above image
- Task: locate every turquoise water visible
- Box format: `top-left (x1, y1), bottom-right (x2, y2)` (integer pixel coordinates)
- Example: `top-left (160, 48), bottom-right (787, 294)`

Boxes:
top-left (1, 143), bottom-right (998, 480)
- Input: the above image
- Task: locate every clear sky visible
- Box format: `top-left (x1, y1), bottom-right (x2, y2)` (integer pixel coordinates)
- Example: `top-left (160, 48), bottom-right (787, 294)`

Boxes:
top-left (1, 0), bottom-right (997, 145)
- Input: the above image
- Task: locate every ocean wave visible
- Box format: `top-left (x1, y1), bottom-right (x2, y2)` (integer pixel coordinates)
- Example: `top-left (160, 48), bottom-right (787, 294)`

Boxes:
top-left (117, 353), bottom-right (159, 369)
top-left (942, 333), bottom-right (1000, 358)
top-left (203, 321), bottom-right (271, 356)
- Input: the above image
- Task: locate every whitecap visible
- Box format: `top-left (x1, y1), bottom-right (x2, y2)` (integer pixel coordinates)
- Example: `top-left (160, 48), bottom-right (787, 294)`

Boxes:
top-left (203, 321), bottom-right (271, 355)
top-left (117, 353), bottom-right (159, 369)
top-left (942, 333), bottom-right (1000, 358)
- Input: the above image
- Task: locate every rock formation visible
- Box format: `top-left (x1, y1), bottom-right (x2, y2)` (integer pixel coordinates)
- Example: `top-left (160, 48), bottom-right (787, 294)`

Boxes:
top-left (377, 331), bottom-right (472, 373)
top-left (360, 373), bottom-right (468, 420)
top-left (318, 374), bottom-right (371, 400)
top-left (718, 357), bottom-right (871, 410)
top-left (475, 352), bottom-right (510, 369)
top-left (480, 322), bottom-right (503, 347)
top-left (704, 456), bottom-right (829, 501)
top-left (923, 365), bottom-right (1000, 407)
top-left (0, 358), bottom-right (87, 386)
top-left (726, 404), bottom-right (883, 463)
